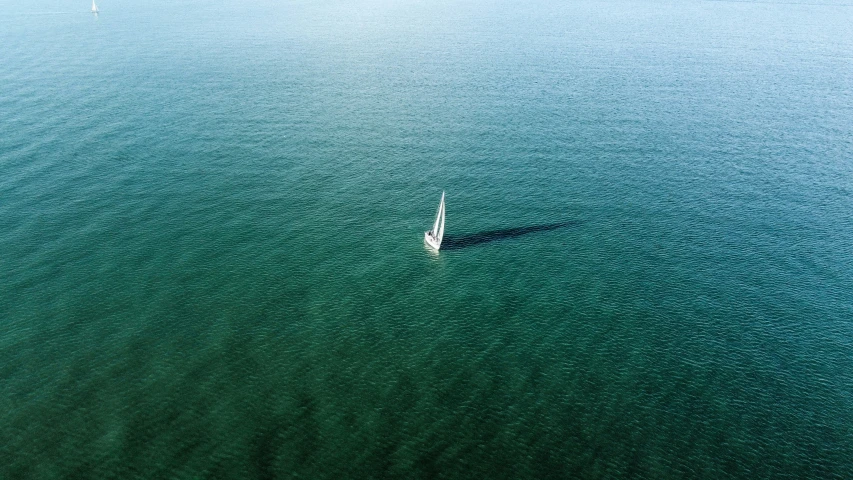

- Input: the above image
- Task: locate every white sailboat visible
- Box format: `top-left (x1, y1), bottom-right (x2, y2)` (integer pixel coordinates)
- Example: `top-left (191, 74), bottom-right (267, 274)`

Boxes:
top-left (91, 0), bottom-right (99, 13)
top-left (424, 191), bottom-right (445, 250)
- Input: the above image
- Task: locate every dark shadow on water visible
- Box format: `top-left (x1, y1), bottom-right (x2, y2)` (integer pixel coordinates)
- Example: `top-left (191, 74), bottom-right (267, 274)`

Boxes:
top-left (441, 221), bottom-right (581, 250)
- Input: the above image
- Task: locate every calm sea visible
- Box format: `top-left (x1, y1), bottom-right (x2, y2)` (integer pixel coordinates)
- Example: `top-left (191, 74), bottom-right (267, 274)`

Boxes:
top-left (1, 0), bottom-right (852, 477)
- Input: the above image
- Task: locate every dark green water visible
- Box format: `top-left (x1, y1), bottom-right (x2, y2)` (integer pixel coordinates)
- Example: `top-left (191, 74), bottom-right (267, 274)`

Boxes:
top-left (2, 0), bottom-right (852, 477)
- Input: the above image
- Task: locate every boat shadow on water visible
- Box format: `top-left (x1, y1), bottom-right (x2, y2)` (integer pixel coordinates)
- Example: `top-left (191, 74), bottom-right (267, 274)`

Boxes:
top-left (441, 221), bottom-right (581, 250)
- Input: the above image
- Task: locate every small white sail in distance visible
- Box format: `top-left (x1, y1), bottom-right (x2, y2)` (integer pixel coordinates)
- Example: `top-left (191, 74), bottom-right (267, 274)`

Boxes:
top-left (91, 0), bottom-right (99, 13)
top-left (424, 191), bottom-right (445, 251)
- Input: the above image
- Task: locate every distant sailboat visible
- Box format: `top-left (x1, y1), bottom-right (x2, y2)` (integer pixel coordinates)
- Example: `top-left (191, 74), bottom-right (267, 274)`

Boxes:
top-left (424, 191), bottom-right (445, 250)
top-left (91, 0), bottom-right (99, 13)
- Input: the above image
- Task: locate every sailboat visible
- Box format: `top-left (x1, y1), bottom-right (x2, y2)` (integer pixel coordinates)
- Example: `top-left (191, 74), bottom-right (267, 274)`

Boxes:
top-left (91, 0), bottom-right (99, 13)
top-left (424, 191), bottom-right (445, 250)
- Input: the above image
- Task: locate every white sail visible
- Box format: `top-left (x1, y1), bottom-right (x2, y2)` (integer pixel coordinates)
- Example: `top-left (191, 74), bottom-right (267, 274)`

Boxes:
top-left (432, 192), bottom-right (444, 234)
top-left (91, 0), bottom-right (98, 12)
top-left (425, 191), bottom-right (445, 250)
top-left (436, 193), bottom-right (445, 244)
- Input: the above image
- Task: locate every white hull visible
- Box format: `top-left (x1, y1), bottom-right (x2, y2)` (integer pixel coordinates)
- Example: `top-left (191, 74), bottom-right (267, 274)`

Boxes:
top-left (424, 231), bottom-right (441, 250)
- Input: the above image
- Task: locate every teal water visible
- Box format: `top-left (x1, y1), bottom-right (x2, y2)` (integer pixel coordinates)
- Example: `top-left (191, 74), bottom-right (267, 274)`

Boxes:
top-left (2, 0), bottom-right (853, 477)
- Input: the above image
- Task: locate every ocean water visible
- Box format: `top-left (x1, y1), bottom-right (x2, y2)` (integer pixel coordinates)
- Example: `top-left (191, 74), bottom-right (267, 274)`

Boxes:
top-left (1, 0), bottom-right (852, 477)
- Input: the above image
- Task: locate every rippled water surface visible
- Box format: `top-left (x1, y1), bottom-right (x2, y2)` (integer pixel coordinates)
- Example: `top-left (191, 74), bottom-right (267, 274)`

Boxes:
top-left (2, 0), bottom-right (852, 477)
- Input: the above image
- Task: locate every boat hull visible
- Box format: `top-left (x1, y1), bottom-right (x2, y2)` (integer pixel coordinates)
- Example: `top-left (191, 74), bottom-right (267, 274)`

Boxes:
top-left (424, 231), bottom-right (441, 250)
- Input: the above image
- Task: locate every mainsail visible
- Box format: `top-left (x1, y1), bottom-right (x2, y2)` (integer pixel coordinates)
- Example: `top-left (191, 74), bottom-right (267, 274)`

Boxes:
top-left (425, 191), bottom-right (445, 250)
top-left (435, 192), bottom-right (445, 244)
top-left (91, 0), bottom-right (98, 13)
